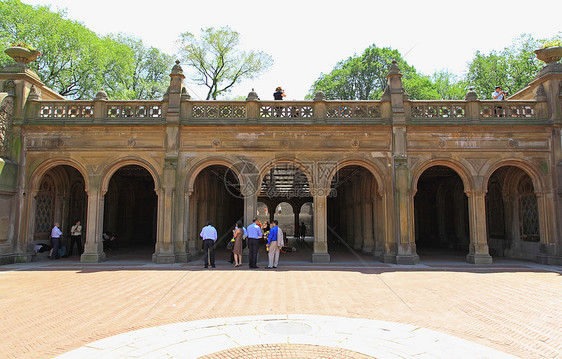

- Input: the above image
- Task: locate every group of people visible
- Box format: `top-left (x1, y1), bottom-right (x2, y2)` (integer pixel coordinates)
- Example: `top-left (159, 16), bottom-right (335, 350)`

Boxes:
top-left (200, 217), bottom-right (285, 269)
top-left (48, 220), bottom-right (82, 259)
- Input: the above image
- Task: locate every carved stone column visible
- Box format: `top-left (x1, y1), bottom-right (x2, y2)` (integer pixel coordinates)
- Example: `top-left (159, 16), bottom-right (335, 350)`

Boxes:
top-left (312, 192), bottom-right (330, 263)
top-left (81, 177), bottom-right (105, 263)
top-left (153, 162), bottom-right (176, 264)
top-left (394, 156), bottom-right (419, 264)
top-left (466, 189), bottom-right (493, 264)
top-left (535, 190), bottom-right (558, 264)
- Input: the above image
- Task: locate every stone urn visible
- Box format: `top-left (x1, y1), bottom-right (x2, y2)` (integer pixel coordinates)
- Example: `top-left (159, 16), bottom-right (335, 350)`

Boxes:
top-left (534, 46), bottom-right (562, 64)
top-left (4, 46), bottom-right (41, 64)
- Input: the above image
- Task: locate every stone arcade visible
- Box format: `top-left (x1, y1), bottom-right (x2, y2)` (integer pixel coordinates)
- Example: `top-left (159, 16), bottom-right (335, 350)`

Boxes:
top-left (1, 54), bottom-right (561, 265)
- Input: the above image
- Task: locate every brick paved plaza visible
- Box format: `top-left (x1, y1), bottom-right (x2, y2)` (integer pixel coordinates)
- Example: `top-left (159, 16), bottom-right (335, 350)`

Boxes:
top-left (1, 247), bottom-right (561, 358)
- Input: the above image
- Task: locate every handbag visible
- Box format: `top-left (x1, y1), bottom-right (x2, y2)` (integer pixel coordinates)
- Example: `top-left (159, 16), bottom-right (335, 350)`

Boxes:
top-left (227, 238), bottom-right (235, 250)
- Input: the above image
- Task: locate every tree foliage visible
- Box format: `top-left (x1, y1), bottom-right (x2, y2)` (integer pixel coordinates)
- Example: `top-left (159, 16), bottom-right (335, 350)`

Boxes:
top-left (0, 0), bottom-right (171, 100)
top-left (177, 26), bottom-right (273, 100)
top-left (307, 44), bottom-right (448, 100)
top-left (465, 33), bottom-right (561, 99)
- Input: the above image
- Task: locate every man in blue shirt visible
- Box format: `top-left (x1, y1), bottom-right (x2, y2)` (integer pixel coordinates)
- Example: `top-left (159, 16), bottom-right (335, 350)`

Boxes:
top-left (266, 220), bottom-right (283, 269)
top-left (246, 218), bottom-right (262, 269)
top-left (200, 221), bottom-right (217, 268)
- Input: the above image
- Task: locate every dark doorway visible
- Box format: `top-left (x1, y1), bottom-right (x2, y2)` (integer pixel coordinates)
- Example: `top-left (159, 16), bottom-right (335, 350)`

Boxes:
top-left (104, 165), bottom-right (157, 253)
top-left (414, 165), bottom-right (469, 256)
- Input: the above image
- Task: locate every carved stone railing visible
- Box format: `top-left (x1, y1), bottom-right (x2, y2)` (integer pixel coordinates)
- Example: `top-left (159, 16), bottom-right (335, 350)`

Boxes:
top-left (478, 101), bottom-right (536, 118)
top-left (259, 101), bottom-right (314, 119)
top-left (27, 98), bottom-right (547, 124)
top-left (37, 100), bottom-right (164, 120)
top-left (191, 102), bottom-right (247, 119)
top-left (325, 101), bottom-right (383, 119)
top-left (39, 101), bottom-right (94, 119)
top-left (409, 101), bottom-right (466, 119)
top-left (407, 100), bottom-right (545, 121)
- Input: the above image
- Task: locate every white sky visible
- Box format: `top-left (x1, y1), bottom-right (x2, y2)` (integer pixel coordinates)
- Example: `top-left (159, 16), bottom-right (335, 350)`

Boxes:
top-left (22, 0), bottom-right (561, 100)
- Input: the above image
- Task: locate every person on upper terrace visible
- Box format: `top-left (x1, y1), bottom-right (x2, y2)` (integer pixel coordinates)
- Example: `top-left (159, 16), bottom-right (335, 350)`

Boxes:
top-left (492, 86), bottom-right (507, 100)
top-left (273, 86), bottom-right (286, 100)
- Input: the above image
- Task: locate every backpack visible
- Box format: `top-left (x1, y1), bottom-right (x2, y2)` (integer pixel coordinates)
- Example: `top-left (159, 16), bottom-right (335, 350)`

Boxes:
top-left (277, 227), bottom-right (284, 247)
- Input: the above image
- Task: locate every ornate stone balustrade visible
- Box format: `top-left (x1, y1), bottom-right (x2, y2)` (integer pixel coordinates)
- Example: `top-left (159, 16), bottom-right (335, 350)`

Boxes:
top-left (29, 98), bottom-right (546, 123)
top-left (191, 102), bottom-right (246, 119)
top-left (479, 101), bottom-right (536, 118)
top-left (409, 101), bottom-right (466, 119)
top-left (39, 101), bottom-right (94, 118)
top-left (259, 102), bottom-right (314, 119)
top-left (326, 101), bottom-right (382, 119)
top-left (38, 101), bottom-right (163, 120)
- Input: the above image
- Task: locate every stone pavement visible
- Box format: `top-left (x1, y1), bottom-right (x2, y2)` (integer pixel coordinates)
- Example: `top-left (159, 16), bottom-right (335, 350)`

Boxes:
top-left (1, 249), bottom-right (561, 358)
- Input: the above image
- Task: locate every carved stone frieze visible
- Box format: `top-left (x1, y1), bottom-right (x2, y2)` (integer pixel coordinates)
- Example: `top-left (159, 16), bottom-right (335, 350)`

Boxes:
top-left (466, 158), bottom-right (487, 174)
top-left (0, 96), bottom-right (14, 158)
top-left (2, 80), bottom-right (16, 96)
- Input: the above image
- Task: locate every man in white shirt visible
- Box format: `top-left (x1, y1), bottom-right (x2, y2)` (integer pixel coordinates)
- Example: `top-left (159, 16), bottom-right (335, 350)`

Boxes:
top-left (200, 221), bottom-right (218, 268)
top-left (49, 222), bottom-right (63, 260)
top-left (69, 220), bottom-right (82, 256)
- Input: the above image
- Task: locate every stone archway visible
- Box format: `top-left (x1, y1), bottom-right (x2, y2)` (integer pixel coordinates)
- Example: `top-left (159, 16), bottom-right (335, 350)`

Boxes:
top-left (327, 165), bottom-right (381, 260)
top-left (414, 165), bottom-right (469, 258)
top-left (103, 165), bottom-right (157, 255)
top-left (486, 165), bottom-right (541, 261)
top-left (32, 165), bottom-right (86, 259)
top-left (187, 164), bottom-right (244, 256)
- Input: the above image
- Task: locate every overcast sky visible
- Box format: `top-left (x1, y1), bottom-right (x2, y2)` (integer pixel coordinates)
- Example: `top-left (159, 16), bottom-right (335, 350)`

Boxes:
top-left (23, 0), bottom-right (561, 100)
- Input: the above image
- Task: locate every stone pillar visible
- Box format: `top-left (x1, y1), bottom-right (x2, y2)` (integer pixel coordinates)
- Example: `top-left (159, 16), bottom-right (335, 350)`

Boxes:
top-left (152, 162), bottom-right (176, 264)
top-left (81, 178), bottom-right (105, 263)
top-left (362, 197), bottom-right (374, 253)
top-left (466, 189), bottom-right (493, 264)
top-left (312, 192), bottom-right (330, 263)
top-left (293, 203), bottom-right (301, 238)
top-left (352, 176), bottom-right (362, 250)
top-left (393, 156), bottom-right (419, 264)
top-left (536, 190), bottom-right (558, 264)
top-left (176, 190), bottom-right (191, 262)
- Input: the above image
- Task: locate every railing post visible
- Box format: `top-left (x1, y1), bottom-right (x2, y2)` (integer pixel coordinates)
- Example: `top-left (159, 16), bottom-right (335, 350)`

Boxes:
top-left (313, 91), bottom-right (326, 122)
top-left (464, 89), bottom-right (479, 121)
top-left (246, 89), bottom-right (259, 122)
top-left (93, 90), bottom-right (108, 123)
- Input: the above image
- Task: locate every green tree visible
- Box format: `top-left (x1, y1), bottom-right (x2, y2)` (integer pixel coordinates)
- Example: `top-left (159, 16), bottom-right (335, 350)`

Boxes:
top-left (307, 44), bottom-right (445, 100)
top-left (177, 26), bottom-right (273, 100)
top-left (465, 33), bottom-right (561, 99)
top-left (0, 0), bottom-right (172, 100)
top-left (430, 70), bottom-right (468, 100)
top-left (105, 34), bottom-right (173, 100)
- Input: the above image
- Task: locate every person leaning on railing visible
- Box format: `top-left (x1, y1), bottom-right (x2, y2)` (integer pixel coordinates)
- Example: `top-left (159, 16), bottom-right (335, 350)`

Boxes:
top-left (492, 86), bottom-right (506, 117)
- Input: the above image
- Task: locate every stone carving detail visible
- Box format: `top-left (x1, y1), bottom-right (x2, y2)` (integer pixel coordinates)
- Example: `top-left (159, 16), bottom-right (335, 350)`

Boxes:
top-left (193, 104), bottom-right (246, 119)
top-left (107, 104), bottom-right (162, 118)
top-left (437, 138), bottom-right (446, 148)
top-left (466, 158), bottom-right (487, 173)
top-left (508, 138), bottom-right (518, 148)
top-left (0, 96), bottom-right (14, 158)
top-left (3, 80), bottom-right (16, 96)
top-left (40, 103), bottom-right (94, 118)
top-left (260, 104), bottom-right (313, 118)
top-left (28, 85), bottom-right (40, 100)
top-left (411, 104), bottom-right (465, 118)
top-left (480, 104), bottom-right (535, 118)
top-left (127, 138), bottom-right (136, 148)
top-left (212, 139), bottom-right (221, 147)
top-left (350, 138), bottom-right (359, 148)
top-left (534, 84), bottom-right (547, 101)
top-left (327, 104), bottom-right (381, 119)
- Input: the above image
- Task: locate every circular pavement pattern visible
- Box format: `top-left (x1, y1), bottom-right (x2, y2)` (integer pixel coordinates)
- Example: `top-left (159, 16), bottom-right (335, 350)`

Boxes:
top-left (54, 315), bottom-right (519, 359)
top-left (199, 344), bottom-right (375, 359)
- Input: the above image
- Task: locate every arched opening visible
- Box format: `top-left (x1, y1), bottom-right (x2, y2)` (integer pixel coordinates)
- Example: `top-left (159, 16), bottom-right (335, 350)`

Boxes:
top-left (486, 166), bottom-right (540, 260)
top-left (103, 165), bottom-right (157, 256)
top-left (328, 165), bottom-right (380, 261)
top-left (34, 165), bottom-right (86, 258)
top-left (259, 163), bottom-right (313, 254)
top-left (414, 165), bottom-right (469, 258)
top-left (188, 165), bottom-right (243, 257)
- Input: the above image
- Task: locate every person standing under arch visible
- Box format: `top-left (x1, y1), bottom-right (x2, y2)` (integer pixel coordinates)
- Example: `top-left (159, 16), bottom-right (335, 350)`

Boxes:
top-left (200, 221), bottom-right (217, 268)
top-left (68, 220), bottom-right (82, 256)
